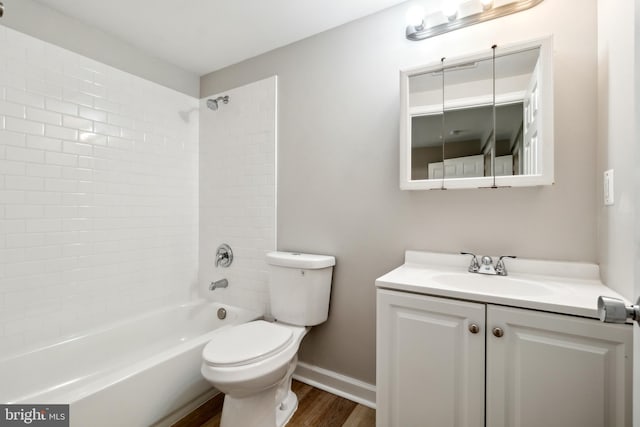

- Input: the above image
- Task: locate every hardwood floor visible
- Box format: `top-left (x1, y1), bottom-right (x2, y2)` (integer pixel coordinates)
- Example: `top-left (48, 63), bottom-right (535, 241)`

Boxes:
top-left (173, 380), bottom-right (375, 427)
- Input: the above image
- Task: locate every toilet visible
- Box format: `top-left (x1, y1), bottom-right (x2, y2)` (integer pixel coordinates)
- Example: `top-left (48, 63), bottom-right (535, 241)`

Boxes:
top-left (201, 251), bottom-right (335, 427)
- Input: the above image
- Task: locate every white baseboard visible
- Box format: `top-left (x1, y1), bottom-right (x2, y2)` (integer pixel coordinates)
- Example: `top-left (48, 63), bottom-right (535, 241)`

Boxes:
top-left (156, 364), bottom-right (376, 426)
top-left (293, 362), bottom-right (376, 409)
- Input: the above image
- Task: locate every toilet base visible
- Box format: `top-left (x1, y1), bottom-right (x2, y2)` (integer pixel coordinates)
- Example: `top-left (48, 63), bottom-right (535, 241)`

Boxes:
top-left (220, 389), bottom-right (299, 427)
top-left (276, 391), bottom-right (298, 427)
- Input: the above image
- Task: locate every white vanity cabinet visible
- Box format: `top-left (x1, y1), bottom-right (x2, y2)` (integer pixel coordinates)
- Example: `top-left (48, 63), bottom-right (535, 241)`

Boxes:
top-left (376, 290), bottom-right (486, 427)
top-left (376, 289), bottom-right (632, 427)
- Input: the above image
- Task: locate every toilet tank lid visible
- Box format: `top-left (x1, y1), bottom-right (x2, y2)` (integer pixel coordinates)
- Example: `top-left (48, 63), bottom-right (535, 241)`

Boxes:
top-left (266, 251), bottom-right (335, 269)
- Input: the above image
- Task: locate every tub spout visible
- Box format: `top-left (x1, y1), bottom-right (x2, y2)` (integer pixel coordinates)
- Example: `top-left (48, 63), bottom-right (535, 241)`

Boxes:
top-left (210, 278), bottom-right (229, 291)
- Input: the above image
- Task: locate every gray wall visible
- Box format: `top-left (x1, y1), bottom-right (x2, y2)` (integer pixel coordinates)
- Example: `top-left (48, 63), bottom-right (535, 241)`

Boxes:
top-left (596, 0), bottom-right (636, 301)
top-left (201, 0), bottom-right (598, 384)
top-left (1, 0), bottom-right (199, 97)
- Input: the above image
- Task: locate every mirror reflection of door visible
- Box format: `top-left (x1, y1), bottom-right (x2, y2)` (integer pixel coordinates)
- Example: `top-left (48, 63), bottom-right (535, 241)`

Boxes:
top-left (409, 67), bottom-right (443, 180)
top-left (495, 47), bottom-right (540, 177)
top-left (409, 46), bottom-right (541, 181)
top-left (521, 58), bottom-right (540, 175)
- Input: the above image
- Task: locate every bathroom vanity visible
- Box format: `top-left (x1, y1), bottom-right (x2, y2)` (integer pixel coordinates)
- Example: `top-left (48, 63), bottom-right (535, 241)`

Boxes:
top-left (375, 251), bottom-right (632, 427)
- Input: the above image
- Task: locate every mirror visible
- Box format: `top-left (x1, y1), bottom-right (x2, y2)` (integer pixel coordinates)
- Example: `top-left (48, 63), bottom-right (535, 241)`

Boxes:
top-left (400, 37), bottom-right (553, 190)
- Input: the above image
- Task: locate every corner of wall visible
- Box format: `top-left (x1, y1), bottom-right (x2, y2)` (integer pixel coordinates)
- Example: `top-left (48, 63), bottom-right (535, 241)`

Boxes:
top-left (595, 0), bottom-right (636, 300)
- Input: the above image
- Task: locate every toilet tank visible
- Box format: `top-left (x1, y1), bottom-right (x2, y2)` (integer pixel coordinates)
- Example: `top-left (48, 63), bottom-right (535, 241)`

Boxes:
top-left (266, 251), bottom-right (335, 326)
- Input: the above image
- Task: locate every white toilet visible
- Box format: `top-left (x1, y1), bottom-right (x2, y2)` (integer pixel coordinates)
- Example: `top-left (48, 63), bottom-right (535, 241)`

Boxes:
top-left (201, 251), bottom-right (335, 427)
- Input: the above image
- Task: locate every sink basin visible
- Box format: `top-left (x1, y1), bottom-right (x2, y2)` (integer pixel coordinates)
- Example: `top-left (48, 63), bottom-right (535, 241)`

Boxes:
top-left (430, 273), bottom-right (558, 297)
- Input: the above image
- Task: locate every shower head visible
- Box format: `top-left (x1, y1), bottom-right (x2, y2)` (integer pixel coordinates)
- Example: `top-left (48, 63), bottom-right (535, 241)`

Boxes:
top-left (206, 99), bottom-right (218, 110)
top-left (206, 96), bottom-right (229, 111)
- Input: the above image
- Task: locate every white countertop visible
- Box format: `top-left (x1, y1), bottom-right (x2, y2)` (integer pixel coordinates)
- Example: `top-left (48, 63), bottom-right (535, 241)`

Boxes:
top-left (375, 251), bottom-right (629, 319)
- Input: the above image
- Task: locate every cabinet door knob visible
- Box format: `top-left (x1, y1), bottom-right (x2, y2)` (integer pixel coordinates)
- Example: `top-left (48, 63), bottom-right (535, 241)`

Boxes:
top-left (469, 323), bottom-right (480, 334)
top-left (492, 327), bottom-right (504, 338)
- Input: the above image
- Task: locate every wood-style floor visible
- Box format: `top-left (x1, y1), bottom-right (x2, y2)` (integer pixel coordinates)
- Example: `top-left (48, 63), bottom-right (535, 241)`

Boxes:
top-left (173, 380), bottom-right (375, 427)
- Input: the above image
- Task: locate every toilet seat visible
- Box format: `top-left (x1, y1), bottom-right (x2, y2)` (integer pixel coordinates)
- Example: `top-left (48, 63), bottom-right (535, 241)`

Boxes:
top-left (203, 321), bottom-right (294, 367)
top-left (201, 320), bottom-right (308, 401)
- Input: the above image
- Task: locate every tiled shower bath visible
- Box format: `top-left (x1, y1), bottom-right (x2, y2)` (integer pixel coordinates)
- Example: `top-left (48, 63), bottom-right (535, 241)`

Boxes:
top-left (198, 76), bottom-right (277, 315)
top-left (0, 25), bottom-right (199, 357)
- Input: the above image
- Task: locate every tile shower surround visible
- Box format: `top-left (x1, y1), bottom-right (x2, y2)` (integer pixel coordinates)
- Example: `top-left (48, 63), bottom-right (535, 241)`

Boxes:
top-left (198, 77), bottom-right (276, 315)
top-left (0, 25), bottom-right (199, 356)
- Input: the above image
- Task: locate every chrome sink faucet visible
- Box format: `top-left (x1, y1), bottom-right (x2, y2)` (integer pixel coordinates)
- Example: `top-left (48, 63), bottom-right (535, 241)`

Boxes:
top-left (461, 251), bottom-right (480, 273)
top-left (495, 255), bottom-right (516, 276)
top-left (461, 252), bottom-right (516, 276)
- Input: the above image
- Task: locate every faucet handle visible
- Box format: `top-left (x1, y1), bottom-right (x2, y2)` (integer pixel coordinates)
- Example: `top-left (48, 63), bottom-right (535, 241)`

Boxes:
top-left (496, 255), bottom-right (517, 276)
top-left (460, 252), bottom-right (480, 273)
top-left (215, 243), bottom-right (233, 268)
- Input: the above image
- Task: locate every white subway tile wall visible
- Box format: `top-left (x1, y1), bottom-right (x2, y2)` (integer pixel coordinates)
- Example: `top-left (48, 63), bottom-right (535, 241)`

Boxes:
top-left (0, 26), bottom-right (199, 356)
top-left (199, 77), bottom-right (276, 314)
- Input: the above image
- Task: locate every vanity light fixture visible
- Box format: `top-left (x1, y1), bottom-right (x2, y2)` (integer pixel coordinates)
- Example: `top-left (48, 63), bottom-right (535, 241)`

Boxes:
top-left (405, 0), bottom-right (544, 41)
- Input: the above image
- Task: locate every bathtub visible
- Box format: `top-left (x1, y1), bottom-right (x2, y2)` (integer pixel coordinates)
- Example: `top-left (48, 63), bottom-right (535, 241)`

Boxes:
top-left (0, 301), bottom-right (261, 427)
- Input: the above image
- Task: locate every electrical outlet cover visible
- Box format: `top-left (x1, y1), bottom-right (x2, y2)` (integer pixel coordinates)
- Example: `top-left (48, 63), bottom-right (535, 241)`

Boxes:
top-left (604, 169), bottom-right (614, 206)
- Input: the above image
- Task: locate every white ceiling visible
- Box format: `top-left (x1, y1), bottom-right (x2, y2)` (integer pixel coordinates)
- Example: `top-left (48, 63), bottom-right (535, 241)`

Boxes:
top-left (33, 0), bottom-right (409, 75)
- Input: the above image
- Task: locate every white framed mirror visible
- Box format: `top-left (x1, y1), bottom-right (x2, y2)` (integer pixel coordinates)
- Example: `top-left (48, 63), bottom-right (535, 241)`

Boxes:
top-left (399, 36), bottom-right (554, 190)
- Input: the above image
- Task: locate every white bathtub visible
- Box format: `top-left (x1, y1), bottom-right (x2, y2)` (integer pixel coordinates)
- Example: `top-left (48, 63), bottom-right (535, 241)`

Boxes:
top-left (0, 301), bottom-right (260, 427)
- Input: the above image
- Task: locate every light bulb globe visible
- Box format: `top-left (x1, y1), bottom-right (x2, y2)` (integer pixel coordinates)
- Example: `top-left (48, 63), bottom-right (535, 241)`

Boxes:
top-left (442, 0), bottom-right (458, 20)
top-left (406, 5), bottom-right (425, 28)
top-left (480, 0), bottom-right (494, 10)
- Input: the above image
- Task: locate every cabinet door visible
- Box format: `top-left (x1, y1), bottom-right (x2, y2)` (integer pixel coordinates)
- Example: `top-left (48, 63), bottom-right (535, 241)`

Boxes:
top-left (486, 305), bottom-right (632, 427)
top-left (376, 289), bottom-right (485, 427)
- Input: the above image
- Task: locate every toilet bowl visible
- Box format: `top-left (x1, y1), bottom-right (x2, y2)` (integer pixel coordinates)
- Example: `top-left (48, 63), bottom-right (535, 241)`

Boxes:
top-left (202, 321), bottom-right (308, 426)
top-left (201, 251), bottom-right (335, 427)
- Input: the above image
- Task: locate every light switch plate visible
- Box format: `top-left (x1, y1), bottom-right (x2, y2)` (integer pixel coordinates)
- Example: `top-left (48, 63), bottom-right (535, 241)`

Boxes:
top-left (604, 169), bottom-right (614, 206)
